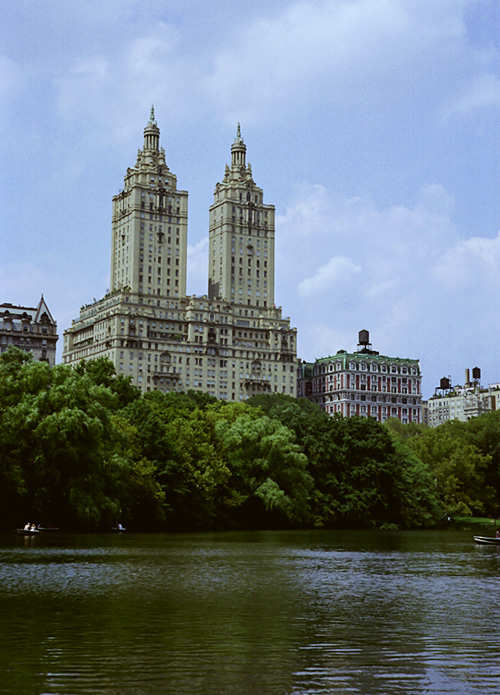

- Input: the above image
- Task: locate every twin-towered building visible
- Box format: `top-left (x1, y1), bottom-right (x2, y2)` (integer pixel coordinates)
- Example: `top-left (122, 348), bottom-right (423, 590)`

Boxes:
top-left (16, 108), bottom-right (500, 429)
top-left (61, 112), bottom-right (423, 418)
top-left (62, 110), bottom-right (297, 400)
top-left (4, 112), bottom-right (423, 421)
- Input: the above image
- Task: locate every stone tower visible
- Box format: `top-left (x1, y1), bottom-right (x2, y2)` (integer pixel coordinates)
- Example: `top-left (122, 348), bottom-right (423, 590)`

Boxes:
top-left (63, 113), bottom-right (297, 399)
top-left (110, 107), bottom-right (188, 299)
top-left (208, 125), bottom-right (275, 308)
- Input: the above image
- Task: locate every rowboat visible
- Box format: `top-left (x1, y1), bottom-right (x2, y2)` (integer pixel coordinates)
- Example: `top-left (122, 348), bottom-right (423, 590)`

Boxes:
top-left (16, 528), bottom-right (40, 535)
top-left (473, 535), bottom-right (500, 545)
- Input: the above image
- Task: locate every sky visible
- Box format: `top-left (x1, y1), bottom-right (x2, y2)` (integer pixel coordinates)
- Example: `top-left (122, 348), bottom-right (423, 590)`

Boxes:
top-left (2, 0), bottom-right (500, 399)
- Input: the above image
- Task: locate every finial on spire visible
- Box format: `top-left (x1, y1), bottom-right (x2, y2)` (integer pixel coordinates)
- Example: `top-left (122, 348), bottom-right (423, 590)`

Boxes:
top-left (234, 123), bottom-right (244, 145)
top-left (144, 106), bottom-right (160, 151)
top-left (231, 123), bottom-right (246, 167)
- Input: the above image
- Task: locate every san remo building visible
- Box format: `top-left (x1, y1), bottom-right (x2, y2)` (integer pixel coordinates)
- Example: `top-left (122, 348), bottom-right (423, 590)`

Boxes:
top-left (63, 110), bottom-right (297, 399)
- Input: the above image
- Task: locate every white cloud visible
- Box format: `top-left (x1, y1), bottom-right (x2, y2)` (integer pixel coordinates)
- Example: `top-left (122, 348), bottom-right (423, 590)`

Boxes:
top-left (121, 25), bottom-right (199, 123)
top-left (297, 323), bottom-right (358, 361)
top-left (274, 175), bottom-right (500, 393)
top-left (127, 28), bottom-right (179, 71)
top-left (22, 0), bottom-right (491, 140)
top-left (55, 22), bottom-right (184, 130)
top-left (298, 256), bottom-right (361, 298)
top-left (56, 57), bottom-right (111, 118)
top-left (203, 0), bottom-right (472, 122)
top-left (441, 73), bottom-right (500, 120)
top-left (4, 0), bottom-right (500, 397)
top-left (275, 181), bottom-right (463, 366)
top-left (276, 184), bottom-right (332, 240)
top-left (433, 230), bottom-right (500, 290)
top-left (277, 181), bottom-right (458, 305)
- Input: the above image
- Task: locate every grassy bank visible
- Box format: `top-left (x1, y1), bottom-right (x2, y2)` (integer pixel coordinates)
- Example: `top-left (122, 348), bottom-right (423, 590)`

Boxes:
top-left (451, 516), bottom-right (500, 529)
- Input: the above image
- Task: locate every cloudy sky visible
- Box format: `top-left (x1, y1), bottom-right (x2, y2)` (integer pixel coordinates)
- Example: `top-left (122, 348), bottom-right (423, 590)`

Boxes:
top-left (2, 0), bottom-right (500, 398)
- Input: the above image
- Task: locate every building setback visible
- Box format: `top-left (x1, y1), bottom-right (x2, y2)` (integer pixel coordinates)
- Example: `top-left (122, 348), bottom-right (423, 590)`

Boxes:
top-left (62, 111), bottom-right (297, 399)
top-left (297, 330), bottom-right (422, 424)
top-left (0, 296), bottom-right (58, 365)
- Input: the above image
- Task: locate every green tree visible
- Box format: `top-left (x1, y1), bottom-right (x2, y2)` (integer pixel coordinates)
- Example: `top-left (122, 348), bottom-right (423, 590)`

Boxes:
top-left (404, 421), bottom-right (494, 516)
top-left (77, 357), bottom-right (140, 408)
top-left (390, 440), bottom-right (442, 528)
top-left (329, 416), bottom-right (399, 527)
top-left (110, 415), bottom-right (166, 529)
top-left (120, 395), bottom-right (231, 529)
top-left (0, 352), bottom-right (137, 529)
top-left (215, 409), bottom-right (312, 527)
top-left (463, 411), bottom-right (500, 514)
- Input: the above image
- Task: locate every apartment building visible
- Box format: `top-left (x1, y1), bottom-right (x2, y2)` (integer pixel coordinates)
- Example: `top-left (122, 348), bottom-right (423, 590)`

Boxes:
top-left (0, 296), bottom-right (58, 365)
top-left (62, 111), bottom-right (297, 399)
top-left (297, 330), bottom-right (422, 424)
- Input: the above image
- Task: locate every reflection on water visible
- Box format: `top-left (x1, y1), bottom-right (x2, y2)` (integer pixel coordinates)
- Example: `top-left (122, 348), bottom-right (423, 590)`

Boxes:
top-left (1, 530), bottom-right (499, 694)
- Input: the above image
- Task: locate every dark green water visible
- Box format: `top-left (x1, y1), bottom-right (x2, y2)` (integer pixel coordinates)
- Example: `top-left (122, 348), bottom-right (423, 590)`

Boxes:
top-left (1, 529), bottom-right (499, 694)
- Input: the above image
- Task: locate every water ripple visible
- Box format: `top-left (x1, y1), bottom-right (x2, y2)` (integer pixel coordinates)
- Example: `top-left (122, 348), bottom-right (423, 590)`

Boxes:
top-left (0, 530), bottom-right (499, 695)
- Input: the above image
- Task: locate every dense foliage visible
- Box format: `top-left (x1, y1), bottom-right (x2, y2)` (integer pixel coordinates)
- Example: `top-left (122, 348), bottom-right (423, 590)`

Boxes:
top-left (2, 347), bottom-right (498, 531)
top-left (384, 415), bottom-right (500, 517)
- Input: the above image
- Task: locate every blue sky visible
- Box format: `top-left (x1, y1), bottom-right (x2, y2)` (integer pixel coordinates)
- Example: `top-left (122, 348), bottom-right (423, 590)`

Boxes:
top-left (2, 0), bottom-right (500, 398)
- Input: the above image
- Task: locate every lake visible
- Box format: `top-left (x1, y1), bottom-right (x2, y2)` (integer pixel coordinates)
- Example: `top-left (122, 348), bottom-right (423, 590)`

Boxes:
top-left (0, 529), bottom-right (499, 694)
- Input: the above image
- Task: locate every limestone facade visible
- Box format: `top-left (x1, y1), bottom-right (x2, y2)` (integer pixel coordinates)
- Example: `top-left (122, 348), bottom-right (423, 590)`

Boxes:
top-left (110, 109), bottom-right (188, 300)
top-left (63, 112), bottom-right (297, 399)
top-left (208, 125), bottom-right (275, 309)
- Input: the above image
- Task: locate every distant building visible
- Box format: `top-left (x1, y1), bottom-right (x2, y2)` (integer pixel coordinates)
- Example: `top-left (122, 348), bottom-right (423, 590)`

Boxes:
top-left (297, 330), bottom-right (422, 424)
top-left (0, 296), bottom-right (58, 365)
top-left (62, 111), bottom-right (297, 399)
top-left (426, 368), bottom-right (500, 427)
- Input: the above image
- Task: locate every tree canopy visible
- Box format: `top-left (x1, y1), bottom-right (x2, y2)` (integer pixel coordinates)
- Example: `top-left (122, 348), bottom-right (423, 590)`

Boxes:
top-left (3, 347), bottom-right (496, 531)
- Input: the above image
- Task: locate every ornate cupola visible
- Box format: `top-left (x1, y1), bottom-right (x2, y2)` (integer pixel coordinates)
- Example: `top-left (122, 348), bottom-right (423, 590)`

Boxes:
top-left (231, 123), bottom-right (246, 169)
top-left (143, 105), bottom-right (160, 152)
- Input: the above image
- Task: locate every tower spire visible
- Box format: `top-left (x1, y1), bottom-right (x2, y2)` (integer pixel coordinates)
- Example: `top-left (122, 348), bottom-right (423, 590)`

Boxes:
top-left (231, 123), bottom-right (246, 168)
top-left (143, 106), bottom-right (160, 151)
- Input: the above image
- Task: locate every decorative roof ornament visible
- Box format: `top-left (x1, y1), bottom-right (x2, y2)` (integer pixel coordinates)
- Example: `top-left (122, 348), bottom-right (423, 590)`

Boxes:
top-left (149, 105), bottom-right (157, 125)
top-left (234, 122), bottom-right (244, 144)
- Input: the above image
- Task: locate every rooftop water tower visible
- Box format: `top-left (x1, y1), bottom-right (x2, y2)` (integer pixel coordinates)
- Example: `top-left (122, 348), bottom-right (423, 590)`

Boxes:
top-left (356, 329), bottom-right (379, 355)
top-left (359, 329), bottom-right (370, 346)
top-left (435, 376), bottom-right (452, 396)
